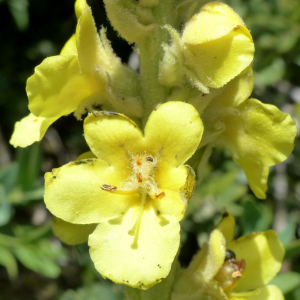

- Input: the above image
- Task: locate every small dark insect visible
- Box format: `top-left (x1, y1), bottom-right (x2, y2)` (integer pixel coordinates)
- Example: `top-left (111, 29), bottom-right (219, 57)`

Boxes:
top-left (146, 156), bottom-right (153, 162)
top-left (101, 184), bottom-right (117, 191)
top-left (225, 249), bottom-right (236, 261)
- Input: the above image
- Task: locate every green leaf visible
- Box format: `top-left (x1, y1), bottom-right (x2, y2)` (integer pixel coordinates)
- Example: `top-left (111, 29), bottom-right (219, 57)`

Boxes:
top-left (0, 245), bottom-right (18, 279)
top-left (0, 162), bottom-right (18, 192)
top-left (16, 143), bottom-right (42, 190)
top-left (270, 272), bottom-right (300, 295)
top-left (285, 239), bottom-right (300, 260)
top-left (59, 284), bottom-right (122, 300)
top-left (278, 220), bottom-right (296, 247)
top-left (0, 185), bottom-right (12, 226)
top-left (240, 196), bottom-right (272, 235)
top-left (13, 240), bottom-right (64, 278)
top-left (7, 0), bottom-right (29, 31)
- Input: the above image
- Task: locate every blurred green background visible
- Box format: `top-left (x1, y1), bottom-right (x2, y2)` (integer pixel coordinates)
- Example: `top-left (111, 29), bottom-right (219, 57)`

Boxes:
top-left (0, 0), bottom-right (299, 299)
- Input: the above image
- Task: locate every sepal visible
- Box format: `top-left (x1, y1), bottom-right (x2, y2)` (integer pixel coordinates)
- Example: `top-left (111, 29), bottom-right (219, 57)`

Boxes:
top-left (104, 0), bottom-right (155, 44)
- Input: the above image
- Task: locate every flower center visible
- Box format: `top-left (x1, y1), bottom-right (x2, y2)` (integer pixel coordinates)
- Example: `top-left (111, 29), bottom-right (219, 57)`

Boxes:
top-left (100, 153), bottom-right (166, 248)
top-left (214, 249), bottom-right (245, 291)
top-left (101, 153), bottom-right (165, 199)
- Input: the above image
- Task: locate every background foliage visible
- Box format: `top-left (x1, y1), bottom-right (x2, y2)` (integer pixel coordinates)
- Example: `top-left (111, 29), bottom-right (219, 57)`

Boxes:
top-left (0, 0), bottom-right (299, 299)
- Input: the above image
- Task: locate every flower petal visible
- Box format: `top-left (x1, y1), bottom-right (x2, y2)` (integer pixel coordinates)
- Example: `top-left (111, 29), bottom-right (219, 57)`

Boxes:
top-left (44, 158), bottom-right (138, 224)
top-left (75, 0), bottom-right (87, 19)
top-left (236, 159), bottom-right (269, 199)
top-left (84, 111), bottom-right (144, 171)
top-left (151, 189), bottom-right (185, 221)
top-left (144, 101), bottom-right (203, 168)
top-left (28, 55), bottom-right (102, 119)
top-left (60, 34), bottom-right (77, 56)
top-left (76, 6), bottom-right (106, 74)
top-left (88, 207), bottom-right (180, 289)
top-left (182, 2), bottom-right (245, 45)
top-left (9, 113), bottom-right (58, 148)
top-left (184, 28), bottom-right (254, 89)
top-left (52, 217), bottom-right (96, 245)
top-left (176, 229), bottom-right (226, 288)
top-left (215, 212), bottom-right (235, 244)
top-left (215, 98), bottom-right (297, 198)
top-left (229, 285), bottom-right (284, 300)
top-left (227, 230), bottom-right (285, 292)
top-left (182, 2), bottom-right (254, 89)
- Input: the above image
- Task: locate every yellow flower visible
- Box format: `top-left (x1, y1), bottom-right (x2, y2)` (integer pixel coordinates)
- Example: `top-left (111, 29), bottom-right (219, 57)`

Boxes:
top-left (10, 0), bottom-right (142, 148)
top-left (200, 68), bottom-right (297, 199)
top-left (172, 212), bottom-right (285, 300)
top-left (186, 68), bottom-right (297, 199)
top-left (44, 102), bottom-right (203, 289)
top-left (181, 2), bottom-right (254, 93)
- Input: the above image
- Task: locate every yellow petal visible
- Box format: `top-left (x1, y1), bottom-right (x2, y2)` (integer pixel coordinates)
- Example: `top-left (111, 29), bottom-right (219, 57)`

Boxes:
top-left (182, 2), bottom-right (254, 89)
top-left (9, 113), bottom-right (57, 148)
top-left (75, 0), bottom-right (87, 19)
top-left (236, 159), bottom-right (269, 199)
top-left (144, 101), bottom-right (203, 168)
top-left (215, 98), bottom-right (297, 198)
top-left (44, 158), bottom-right (137, 224)
top-left (155, 164), bottom-right (192, 193)
top-left (88, 207), bottom-right (180, 289)
top-left (151, 189), bottom-right (186, 221)
top-left (76, 151), bottom-right (96, 160)
top-left (227, 230), bottom-right (285, 292)
top-left (179, 229), bottom-right (226, 285)
top-left (182, 2), bottom-right (245, 45)
top-left (229, 285), bottom-right (284, 300)
top-left (222, 99), bottom-right (297, 166)
top-left (52, 217), bottom-right (96, 245)
top-left (184, 28), bottom-right (254, 90)
top-left (28, 55), bottom-right (102, 119)
top-left (60, 34), bottom-right (77, 56)
top-left (76, 6), bottom-right (105, 74)
top-left (215, 212), bottom-right (235, 243)
top-left (208, 67), bottom-right (254, 108)
top-left (84, 111), bottom-right (144, 172)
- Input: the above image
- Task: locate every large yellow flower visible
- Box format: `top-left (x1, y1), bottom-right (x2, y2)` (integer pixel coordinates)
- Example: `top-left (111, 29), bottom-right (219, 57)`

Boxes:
top-left (10, 0), bottom-right (142, 148)
top-left (44, 101), bottom-right (203, 289)
top-left (160, 2), bottom-right (254, 93)
top-left (183, 68), bottom-right (297, 199)
top-left (201, 68), bottom-right (297, 198)
top-left (172, 212), bottom-right (285, 300)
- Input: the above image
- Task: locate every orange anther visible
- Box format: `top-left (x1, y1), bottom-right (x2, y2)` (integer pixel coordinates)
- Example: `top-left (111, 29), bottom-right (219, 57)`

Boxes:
top-left (136, 173), bottom-right (142, 182)
top-left (101, 184), bottom-right (117, 191)
top-left (136, 156), bottom-right (142, 165)
top-left (232, 271), bottom-right (242, 279)
top-left (155, 192), bottom-right (166, 199)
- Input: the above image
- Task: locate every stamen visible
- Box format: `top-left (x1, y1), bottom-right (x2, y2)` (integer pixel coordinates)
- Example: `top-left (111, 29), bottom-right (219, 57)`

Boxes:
top-left (136, 156), bottom-right (142, 165)
top-left (136, 173), bottom-right (142, 182)
top-left (101, 184), bottom-right (117, 191)
top-left (155, 192), bottom-right (166, 199)
top-left (128, 192), bottom-right (147, 248)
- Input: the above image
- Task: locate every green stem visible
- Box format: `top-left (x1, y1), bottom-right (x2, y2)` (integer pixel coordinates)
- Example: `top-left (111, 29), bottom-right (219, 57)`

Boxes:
top-left (138, 0), bottom-right (176, 126)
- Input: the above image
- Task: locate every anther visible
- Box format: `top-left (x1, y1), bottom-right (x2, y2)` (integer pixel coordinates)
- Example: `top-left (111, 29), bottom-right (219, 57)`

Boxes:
top-left (136, 156), bottom-right (142, 165)
top-left (136, 173), bottom-right (142, 182)
top-left (101, 184), bottom-right (117, 191)
top-left (155, 192), bottom-right (166, 199)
